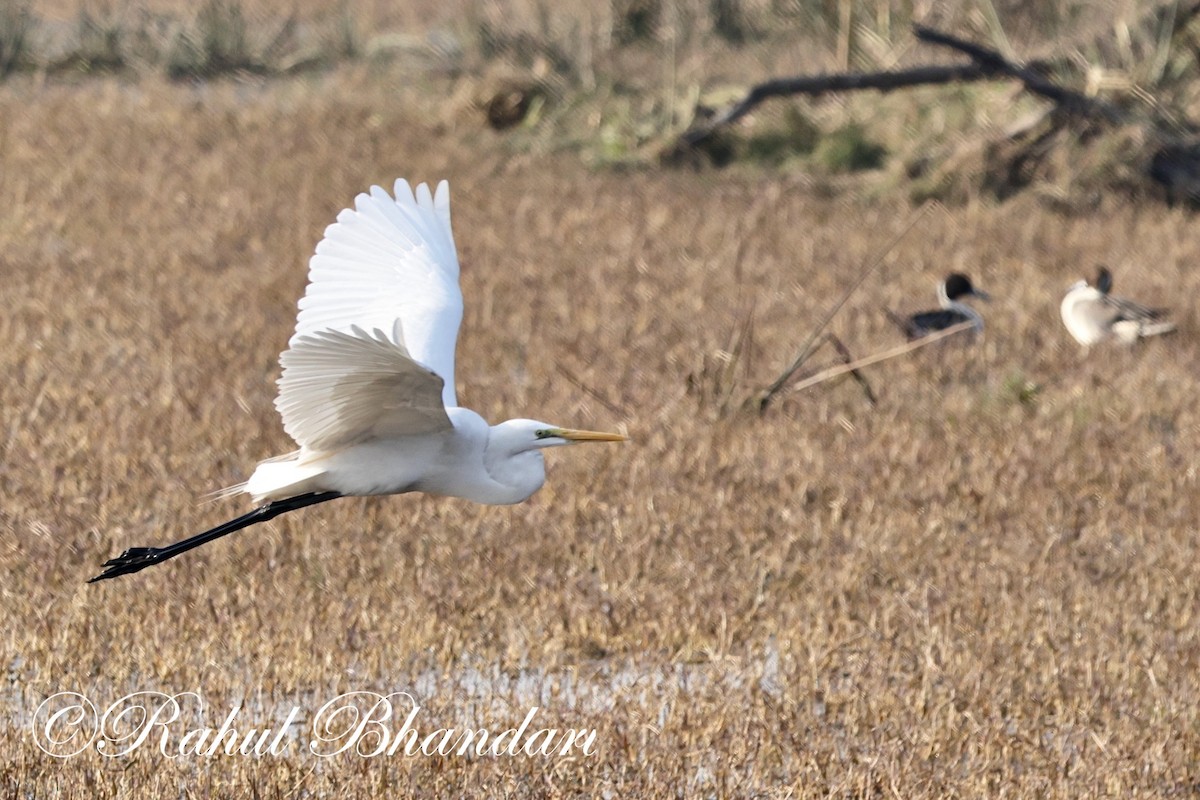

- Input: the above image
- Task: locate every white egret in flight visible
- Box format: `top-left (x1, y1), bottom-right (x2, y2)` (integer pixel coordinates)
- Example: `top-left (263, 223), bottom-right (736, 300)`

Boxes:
top-left (91, 180), bottom-right (627, 582)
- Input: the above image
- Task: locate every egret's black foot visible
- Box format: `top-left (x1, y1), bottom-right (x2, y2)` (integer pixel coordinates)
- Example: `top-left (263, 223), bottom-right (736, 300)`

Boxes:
top-left (89, 547), bottom-right (165, 582)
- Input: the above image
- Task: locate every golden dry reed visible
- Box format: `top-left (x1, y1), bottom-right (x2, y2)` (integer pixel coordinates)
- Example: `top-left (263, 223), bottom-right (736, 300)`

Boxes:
top-left (3, 12), bottom-right (1200, 799)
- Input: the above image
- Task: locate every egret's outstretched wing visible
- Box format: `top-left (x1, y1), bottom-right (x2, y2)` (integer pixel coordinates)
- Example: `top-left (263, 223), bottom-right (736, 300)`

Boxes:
top-left (277, 326), bottom-right (452, 452)
top-left (291, 179), bottom-right (462, 408)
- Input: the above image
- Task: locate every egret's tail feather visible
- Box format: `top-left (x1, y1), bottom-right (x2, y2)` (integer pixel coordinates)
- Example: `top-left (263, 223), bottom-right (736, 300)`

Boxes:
top-left (260, 449), bottom-right (303, 464)
top-left (246, 458), bottom-right (327, 504)
top-left (201, 451), bottom-right (306, 504)
top-left (203, 482), bottom-right (248, 504)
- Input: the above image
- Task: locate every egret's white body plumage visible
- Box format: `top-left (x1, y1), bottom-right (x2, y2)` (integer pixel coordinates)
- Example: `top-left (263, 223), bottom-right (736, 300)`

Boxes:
top-left (247, 410), bottom-right (555, 506)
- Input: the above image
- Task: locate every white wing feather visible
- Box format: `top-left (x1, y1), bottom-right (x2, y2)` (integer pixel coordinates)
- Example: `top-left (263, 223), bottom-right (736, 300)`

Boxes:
top-left (290, 179), bottom-right (463, 407)
top-left (277, 326), bottom-right (452, 452)
top-left (274, 179), bottom-right (463, 451)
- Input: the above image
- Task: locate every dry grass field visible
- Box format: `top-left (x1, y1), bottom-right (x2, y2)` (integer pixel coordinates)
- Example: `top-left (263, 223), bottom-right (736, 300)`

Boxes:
top-left (3, 2), bottom-right (1200, 797)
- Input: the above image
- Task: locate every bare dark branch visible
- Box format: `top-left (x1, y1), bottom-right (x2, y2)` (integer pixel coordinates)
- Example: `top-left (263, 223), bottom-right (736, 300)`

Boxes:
top-left (817, 333), bottom-right (878, 406)
top-left (911, 24), bottom-right (1124, 123)
top-left (682, 63), bottom-right (991, 147)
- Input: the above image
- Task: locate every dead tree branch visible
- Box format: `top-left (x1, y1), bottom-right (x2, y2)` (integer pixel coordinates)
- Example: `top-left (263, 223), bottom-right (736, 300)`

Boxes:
top-left (682, 63), bottom-right (991, 146)
top-left (788, 321), bottom-right (974, 395)
top-left (817, 333), bottom-right (878, 405)
top-left (910, 24), bottom-right (1124, 123)
top-left (680, 22), bottom-right (1136, 150)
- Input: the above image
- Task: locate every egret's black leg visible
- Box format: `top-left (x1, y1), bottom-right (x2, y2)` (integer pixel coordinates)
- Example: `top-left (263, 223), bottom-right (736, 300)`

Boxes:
top-left (88, 491), bottom-right (343, 583)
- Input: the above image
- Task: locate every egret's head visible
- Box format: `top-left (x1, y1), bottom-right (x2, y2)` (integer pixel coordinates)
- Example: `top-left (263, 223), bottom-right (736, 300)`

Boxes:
top-left (479, 418), bottom-right (628, 504)
top-left (494, 419), bottom-right (628, 454)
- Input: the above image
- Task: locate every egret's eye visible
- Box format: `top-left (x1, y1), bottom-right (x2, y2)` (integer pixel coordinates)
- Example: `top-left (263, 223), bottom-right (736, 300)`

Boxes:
top-left (535, 429), bottom-right (553, 439)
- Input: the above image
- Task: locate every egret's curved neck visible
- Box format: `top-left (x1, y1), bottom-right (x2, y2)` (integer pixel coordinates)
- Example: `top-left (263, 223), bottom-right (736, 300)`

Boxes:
top-left (444, 409), bottom-right (547, 505)
top-left (482, 442), bottom-right (546, 505)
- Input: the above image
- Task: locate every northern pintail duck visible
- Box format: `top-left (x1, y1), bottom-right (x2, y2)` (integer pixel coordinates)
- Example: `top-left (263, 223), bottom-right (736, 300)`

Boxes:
top-left (888, 272), bottom-right (989, 340)
top-left (1060, 265), bottom-right (1175, 346)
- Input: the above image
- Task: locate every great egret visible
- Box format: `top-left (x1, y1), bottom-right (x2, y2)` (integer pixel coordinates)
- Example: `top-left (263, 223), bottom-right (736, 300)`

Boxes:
top-left (1060, 265), bottom-right (1175, 346)
top-left (888, 272), bottom-right (990, 340)
top-left (90, 180), bottom-right (627, 583)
